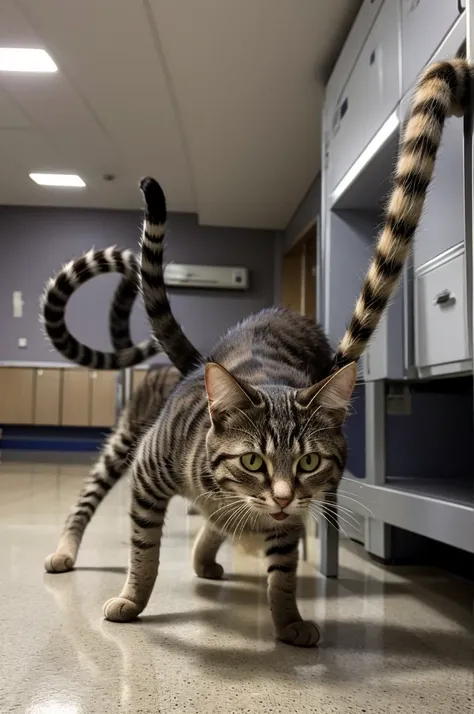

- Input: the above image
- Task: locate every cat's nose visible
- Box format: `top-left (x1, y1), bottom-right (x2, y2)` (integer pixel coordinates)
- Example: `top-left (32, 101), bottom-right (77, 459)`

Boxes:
top-left (274, 497), bottom-right (292, 508)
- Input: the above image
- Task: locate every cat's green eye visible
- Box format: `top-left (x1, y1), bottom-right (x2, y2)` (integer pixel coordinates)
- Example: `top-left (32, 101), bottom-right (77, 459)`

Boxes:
top-left (241, 453), bottom-right (264, 472)
top-left (298, 453), bottom-right (321, 473)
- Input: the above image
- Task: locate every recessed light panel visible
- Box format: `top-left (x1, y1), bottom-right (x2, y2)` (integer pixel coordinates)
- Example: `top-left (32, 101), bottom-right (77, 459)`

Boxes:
top-left (0, 48), bottom-right (58, 73)
top-left (29, 173), bottom-right (86, 188)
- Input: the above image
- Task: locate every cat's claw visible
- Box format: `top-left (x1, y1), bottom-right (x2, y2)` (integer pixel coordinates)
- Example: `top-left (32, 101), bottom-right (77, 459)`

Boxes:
top-left (103, 597), bottom-right (142, 622)
top-left (277, 620), bottom-right (321, 647)
top-left (194, 562), bottom-right (224, 580)
top-left (44, 553), bottom-right (74, 573)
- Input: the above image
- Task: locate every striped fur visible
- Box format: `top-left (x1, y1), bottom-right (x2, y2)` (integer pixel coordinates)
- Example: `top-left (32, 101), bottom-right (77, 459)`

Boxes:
top-left (41, 246), bottom-right (160, 369)
top-left (44, 363), bottom-right (181, 573)
top-left (45, 58), bottom-right (473, 648)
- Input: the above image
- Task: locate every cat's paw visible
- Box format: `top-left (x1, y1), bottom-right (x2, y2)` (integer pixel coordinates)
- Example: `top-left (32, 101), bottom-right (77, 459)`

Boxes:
top-left (103, 597), bottom-right (142, 622)
top-left (44, 552), bottom-right (74, 573)
top-left (194, 562), bottom-right (224, 580)
top-left (277, 620), bottom-right (321, 647)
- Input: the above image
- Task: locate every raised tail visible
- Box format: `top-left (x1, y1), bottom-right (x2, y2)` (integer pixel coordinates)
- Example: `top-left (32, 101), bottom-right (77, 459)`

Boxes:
top-left (334, 58), bottom-right (472, 369)
top-left (139, 177), bottom-right (204, 375)
top-left (41, 246), bottom-right (160, 369)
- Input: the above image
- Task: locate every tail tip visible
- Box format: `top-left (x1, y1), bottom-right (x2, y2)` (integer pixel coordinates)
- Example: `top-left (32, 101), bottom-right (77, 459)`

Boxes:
top-left (140, 177), bottom-right (166, 219)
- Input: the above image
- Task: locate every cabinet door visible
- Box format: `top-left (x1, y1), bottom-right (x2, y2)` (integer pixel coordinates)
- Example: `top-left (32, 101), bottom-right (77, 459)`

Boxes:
top-left (132, 369), bottom-right (148, 393)
top-left (0, 368), bottom-right (34, 424)
top-left (413, 116), bottom-right (465, 270)
top-left (34, 369), bottom-right (61, 425)
top-left (401, 0), bottom-right (460, 97)
top-left (61, 369), bottom-right (90, 426)
top-left (330, 0), bottom-right (400, 196)
top-left (90, 371), bottom-right (117, 427)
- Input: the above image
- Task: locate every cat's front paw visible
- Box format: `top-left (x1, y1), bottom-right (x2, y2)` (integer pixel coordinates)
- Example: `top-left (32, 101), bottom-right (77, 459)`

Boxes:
top-left (194, 562), bottom-right (224, 580)
top-left (103, 597), bottom-right (142, 622)
top-left (277, 620), bottom-right (320, 647)
top-left (44, 552), bottom-right (74, 573)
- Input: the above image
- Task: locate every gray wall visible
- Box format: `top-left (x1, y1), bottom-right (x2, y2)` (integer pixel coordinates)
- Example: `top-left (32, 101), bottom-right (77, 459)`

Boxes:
top-left (284, 174), bottom-right (321, 251)
top-left (0, 206), bottom-right (277, 363)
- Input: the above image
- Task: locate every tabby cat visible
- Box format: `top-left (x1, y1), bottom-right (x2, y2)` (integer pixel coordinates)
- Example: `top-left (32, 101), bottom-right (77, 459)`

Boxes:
top-left (44, 59), bottom-right (471, 647)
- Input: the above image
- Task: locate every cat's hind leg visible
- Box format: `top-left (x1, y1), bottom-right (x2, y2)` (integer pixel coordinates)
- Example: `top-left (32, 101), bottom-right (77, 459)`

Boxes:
top-left (192, 522), bottom-right (225, 580)
top-left (44, 427), bottom-right (133, 573)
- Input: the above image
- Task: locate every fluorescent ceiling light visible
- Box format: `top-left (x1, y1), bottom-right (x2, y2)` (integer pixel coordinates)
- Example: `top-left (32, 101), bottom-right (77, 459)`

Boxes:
top-left (30, 173), bottom-right (86, 188)
top-left (332, 111), bottom-right (400, 205)
top-left (0, 48), bottom-right (58, 73)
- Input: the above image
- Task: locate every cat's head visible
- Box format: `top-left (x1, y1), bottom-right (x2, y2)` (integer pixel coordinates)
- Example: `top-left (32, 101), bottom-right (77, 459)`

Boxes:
top-left (204, 362), bottom-right (356, 525)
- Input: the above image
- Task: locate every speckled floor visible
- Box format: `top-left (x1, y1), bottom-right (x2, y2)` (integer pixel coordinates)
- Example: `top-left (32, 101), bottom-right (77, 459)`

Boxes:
top-left (0, 461), bottom-right (472, 714)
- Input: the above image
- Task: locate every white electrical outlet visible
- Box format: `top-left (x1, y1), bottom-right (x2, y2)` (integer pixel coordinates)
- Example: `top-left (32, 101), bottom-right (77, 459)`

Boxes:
top-left (18, 337), bottom-right (27, 348)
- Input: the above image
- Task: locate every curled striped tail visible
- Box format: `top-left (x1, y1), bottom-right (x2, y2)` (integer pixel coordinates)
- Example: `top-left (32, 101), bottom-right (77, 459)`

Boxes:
top-left (41, 246), bottom-right (160, 369)
top-left (139, 177), bottom-right (203, 375)
top-left (334, 58), bottom-right (472, 369)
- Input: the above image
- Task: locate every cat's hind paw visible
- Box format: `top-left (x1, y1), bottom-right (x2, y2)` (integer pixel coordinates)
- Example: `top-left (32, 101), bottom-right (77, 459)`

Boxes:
top-left (277, 620), bottom-right (320, 648)
top-left (103, 597), bottom-right (142, 622)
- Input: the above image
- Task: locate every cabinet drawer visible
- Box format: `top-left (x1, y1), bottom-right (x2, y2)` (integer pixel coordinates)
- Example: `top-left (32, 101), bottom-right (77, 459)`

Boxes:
top-left (415, 250), bottom-right (469, 368)
top-left (401, 0), bottom-right (461, 97)
top-left (330, 0), bottom-right (400, 194)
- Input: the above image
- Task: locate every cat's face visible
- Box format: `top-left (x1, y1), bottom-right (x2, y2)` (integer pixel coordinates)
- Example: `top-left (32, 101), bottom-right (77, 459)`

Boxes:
top-left (204, 362), bottom-right (356, 525)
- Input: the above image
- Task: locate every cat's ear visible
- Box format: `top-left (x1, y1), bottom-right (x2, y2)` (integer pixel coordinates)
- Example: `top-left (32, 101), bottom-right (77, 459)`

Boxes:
top-left (296, 362), bottom-right (357, 415)
top-left (205, 363), bottom-right (261, 420)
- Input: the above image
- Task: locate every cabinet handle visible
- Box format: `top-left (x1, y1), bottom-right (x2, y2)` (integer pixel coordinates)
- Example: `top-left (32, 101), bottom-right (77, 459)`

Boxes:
top-left (458, 0), bottom-right (465, 14)
top-left (433, 290), bottom-right (456, 307)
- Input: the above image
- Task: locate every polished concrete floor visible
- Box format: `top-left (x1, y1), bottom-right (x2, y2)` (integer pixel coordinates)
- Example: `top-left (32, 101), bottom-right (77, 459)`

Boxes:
top-left (1, 460), bottom-right (473, 713)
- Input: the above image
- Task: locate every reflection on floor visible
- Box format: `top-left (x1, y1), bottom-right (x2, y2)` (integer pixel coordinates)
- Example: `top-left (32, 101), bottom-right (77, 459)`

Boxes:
top-left (0, 461), bottom-right (472, 713)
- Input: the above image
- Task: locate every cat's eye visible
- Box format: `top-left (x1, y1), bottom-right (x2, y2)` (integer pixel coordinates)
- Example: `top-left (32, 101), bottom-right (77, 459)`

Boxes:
top-left (240, 453), bottom-right (264, 472)
top-left (298, 453), bottom-right (321, 473)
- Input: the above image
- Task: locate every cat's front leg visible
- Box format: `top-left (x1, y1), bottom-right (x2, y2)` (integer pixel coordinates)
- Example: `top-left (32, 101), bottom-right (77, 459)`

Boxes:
top-left (103, 459), bottom-right (171, 623)
top-left (192, 522), bottom-right (226, 580)
top-left (265, 527), bottom-right (320, 647)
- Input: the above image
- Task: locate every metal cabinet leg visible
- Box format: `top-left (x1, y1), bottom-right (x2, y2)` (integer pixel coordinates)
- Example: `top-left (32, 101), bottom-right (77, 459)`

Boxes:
top-left (319, 491), bottom-right (339, 578)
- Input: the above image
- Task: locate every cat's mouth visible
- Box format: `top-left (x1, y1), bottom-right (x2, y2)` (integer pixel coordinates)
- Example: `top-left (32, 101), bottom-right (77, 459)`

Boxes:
top-left (270, 512), bottom-right (289, 521)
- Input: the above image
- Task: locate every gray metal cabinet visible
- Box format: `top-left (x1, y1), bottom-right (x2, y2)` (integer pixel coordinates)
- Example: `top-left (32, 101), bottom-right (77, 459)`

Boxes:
top-left (401, 0), bottom-right (461, 97)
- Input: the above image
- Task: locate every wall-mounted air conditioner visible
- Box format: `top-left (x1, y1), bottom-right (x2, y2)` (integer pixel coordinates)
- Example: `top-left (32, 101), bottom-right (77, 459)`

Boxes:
top-left (163, 263), bottom-right (249, 290)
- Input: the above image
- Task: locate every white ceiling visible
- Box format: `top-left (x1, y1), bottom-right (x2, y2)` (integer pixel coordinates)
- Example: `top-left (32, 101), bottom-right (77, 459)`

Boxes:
top-left (0, 0), bottom-right (360, 229)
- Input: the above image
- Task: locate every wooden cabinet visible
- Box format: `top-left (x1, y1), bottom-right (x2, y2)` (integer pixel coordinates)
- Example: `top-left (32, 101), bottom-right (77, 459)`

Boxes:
top-left (0, 367), bottom-right (34, 424)
top-left (34, 368), bottom-right (61, 425)
top-left (90, 370), bottom-right (117, 427)
top-left (132, 369), bottom-right (148, 393)
top-left (61, 369), bottom-right (90, 426)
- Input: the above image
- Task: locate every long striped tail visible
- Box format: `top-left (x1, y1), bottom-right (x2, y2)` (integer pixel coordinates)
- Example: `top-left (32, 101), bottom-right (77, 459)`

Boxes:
top-left (41, 246), bottom-right (160, 369)
top-left (139, 177), bottom-right (204, 375)
top-left (334, 58), bottom-right (472, 369)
